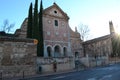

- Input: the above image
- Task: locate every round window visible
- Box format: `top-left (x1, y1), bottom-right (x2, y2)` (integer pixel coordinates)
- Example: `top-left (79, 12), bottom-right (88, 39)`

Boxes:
top-left (54, 10), bottom-right (57, 14)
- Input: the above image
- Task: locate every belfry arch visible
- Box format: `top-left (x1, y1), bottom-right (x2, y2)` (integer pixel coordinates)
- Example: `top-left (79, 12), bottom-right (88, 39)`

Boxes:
top-left (63, 47), bottom-right (67, 57)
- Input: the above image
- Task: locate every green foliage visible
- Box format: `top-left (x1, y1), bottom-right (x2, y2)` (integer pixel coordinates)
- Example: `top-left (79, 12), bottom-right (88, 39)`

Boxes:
top-left (27, 3), bottom-right (33, 38)
top-left (27, 0), bottom-right (44, 57)
top-left (32, 0), bottom-right (39, 39)
top-left (37, 0), bottom-right (44, 57)
top-left (111, 34), bottom-right (120, 57)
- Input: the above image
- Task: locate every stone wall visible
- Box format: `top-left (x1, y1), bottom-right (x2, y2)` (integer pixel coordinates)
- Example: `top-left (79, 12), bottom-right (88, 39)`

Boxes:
top-left (0, 37), bottom-right (37, 77)
top-left (82, 35), bottom-right (111, 67)
top-left (36, 57), bottom-right (75, 73)
top-left (70, 28), bottom-right (83, 58)
top-left (83, 35), bottom-right (112, 57)
top-left (79, 55), bottom-right (109, 68)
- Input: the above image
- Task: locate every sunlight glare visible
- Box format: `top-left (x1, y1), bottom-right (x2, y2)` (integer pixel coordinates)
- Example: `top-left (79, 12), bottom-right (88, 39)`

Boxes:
top-left (115, 26), bottom-right (120, 34)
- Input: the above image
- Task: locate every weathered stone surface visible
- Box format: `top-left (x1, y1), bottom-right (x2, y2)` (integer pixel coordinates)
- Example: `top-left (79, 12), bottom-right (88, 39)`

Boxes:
top-left (0, 65), bottom-right (36, 77)
top-left (36, 57), bottom-right (74, 73)
top-left (0, 47), bottom-right (3, 52)
top-left (16, 3), bottom-right (83, 58)
top-left (1, 55), bottom-right (12, 66)
top-left (0, 37), bottom-right (37, 77)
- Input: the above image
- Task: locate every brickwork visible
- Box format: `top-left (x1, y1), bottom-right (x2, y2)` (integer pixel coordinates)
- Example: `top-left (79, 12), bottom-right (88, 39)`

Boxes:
top-left (0, 37), bottom-right (37, 77)
top-left (70, 28), bottom-right (83, 58)
top-left (10, 2), bottom-right (84, 75)
top-left (15, 3), bottom-right (83, 58)
top-left (43, 3), bottom-right (72, 57)
top-left (0, 2), bottom-right (117, 76)
top-left (83, 35), bottom-right (112, 57)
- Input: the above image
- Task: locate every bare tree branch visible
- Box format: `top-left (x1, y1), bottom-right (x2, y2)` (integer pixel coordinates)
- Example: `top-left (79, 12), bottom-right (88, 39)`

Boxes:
top-left (2, 19), bottom-right (8, 31)
top-left (78, 24), bottom-right (90, 41)
top-left (0, 19), bottom-right (15, 33)
top-left (6, 23), bottom-right (15, 33)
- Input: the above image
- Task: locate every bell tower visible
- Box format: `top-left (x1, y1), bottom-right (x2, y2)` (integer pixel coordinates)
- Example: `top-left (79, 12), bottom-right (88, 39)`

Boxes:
top-left (109, 21), bottom-right (115, 34)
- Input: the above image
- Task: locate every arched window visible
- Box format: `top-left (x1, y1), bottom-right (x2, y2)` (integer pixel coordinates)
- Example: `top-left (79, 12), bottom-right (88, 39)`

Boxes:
top-left (63, 47), bottom-right (67, 57)
top-left (47, 47), bottom-right (52, 57)
top-left (54, 20), bottom-right (58, 27)
top-left (54, 45), bottom-right (61, 57)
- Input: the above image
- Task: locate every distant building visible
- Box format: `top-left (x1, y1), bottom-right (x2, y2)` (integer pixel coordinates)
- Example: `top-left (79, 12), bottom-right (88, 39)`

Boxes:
top-left (83, 21), bottom-right (115, 66)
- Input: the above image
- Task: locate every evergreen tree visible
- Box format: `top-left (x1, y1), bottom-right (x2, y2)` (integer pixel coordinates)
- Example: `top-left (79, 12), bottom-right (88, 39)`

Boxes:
top-left (111, 36), bottom-right (117, 57)
top-left (37, 0), bottom-right (44, 56)
top-left (27, 3), bottom-right (33, 38)
top-left (33, 0), bottom-right (39, 39)
top-left (111, 34), bottom-right (120, 57)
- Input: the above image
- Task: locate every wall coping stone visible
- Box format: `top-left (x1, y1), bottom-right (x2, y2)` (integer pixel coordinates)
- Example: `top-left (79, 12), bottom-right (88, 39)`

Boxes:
top-left (0, 36), bottom-right (34, 43)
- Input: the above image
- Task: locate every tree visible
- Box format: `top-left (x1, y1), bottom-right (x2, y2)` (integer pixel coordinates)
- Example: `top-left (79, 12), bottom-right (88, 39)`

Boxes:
top-left (111, 34), bottom-right (120, 57)
top-left (27, 0), bottom-right (44, 56)
top-left (27, 3), bottom-right (33, 38)
top-left (78, 24), bottom-right (90, 41)
top-left (37, 0), bottom-right (44, 57)
top-left (32, 0), bottom-right (39, 39)
top-left (0, 19), bottom-right (15, 33)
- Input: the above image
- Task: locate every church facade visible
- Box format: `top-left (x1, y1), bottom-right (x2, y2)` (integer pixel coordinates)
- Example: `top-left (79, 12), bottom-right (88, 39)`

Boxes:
top-left (15, 3), bottom-right (83, 59)
top-left (15, 2), bottom-right (116, 67)
top-left (14, 3), bottom-right (84, 73)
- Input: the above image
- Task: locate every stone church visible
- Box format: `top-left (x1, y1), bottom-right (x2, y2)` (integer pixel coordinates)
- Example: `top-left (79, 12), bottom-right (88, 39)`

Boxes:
top-left (15, 3), bottom-right (83, 59)
top-left (15, 2), bottom-right (115, 69)
top-left (14, 3), bottom-right (84, 73)
top-left (0, 2), bottom-right (116, 77)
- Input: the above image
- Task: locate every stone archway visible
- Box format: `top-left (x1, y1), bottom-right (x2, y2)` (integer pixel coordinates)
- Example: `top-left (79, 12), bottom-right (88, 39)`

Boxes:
top-left (75, 52), bottom-right (79, 58)
top-left (54, 45), bottom-right (61, 57)
top-left (63, 47), bottom-right (67, 57)
top-left (47, 46), bottom-right (52, 57)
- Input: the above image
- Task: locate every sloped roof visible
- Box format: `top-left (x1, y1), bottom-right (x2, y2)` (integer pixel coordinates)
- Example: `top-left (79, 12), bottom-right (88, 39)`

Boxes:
top-left (43, 2), bottom-right (69, 20)
top-left (83, 34), bottom-right (111, 45)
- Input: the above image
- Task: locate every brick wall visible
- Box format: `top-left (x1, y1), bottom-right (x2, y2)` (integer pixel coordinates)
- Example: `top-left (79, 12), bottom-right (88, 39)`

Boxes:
top-left (0, 37), bottom-right (37, 77)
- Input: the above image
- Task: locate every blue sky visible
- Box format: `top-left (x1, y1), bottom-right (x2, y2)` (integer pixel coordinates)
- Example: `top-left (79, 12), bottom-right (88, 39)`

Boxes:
top-left (0, 0), bottom-right (120, 40)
